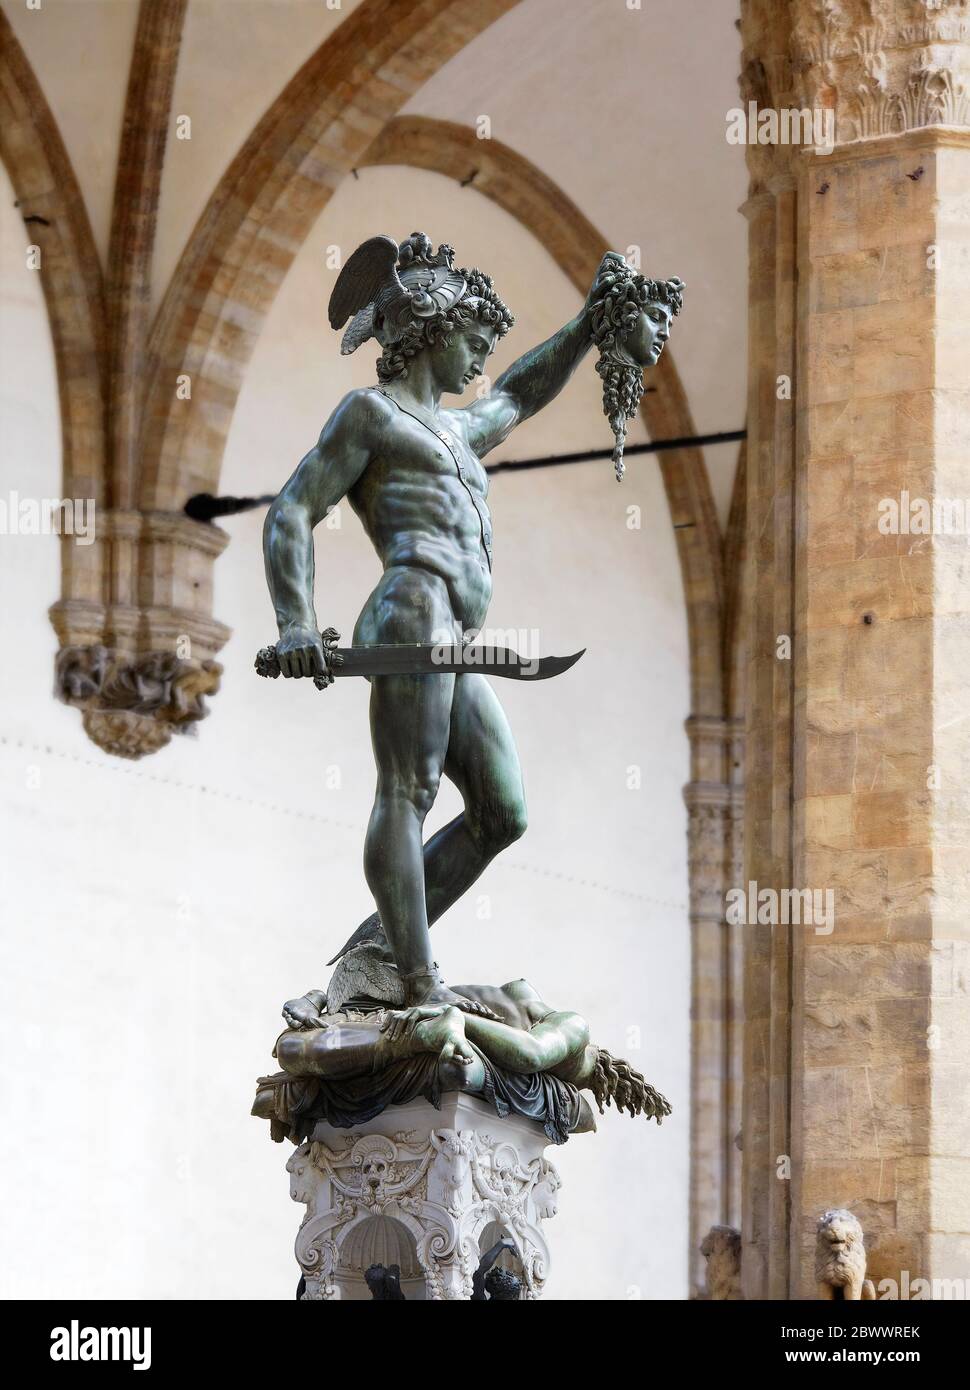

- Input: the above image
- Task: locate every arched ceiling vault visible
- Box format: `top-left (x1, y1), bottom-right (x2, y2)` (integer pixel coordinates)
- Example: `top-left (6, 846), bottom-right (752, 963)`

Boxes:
top-left (0, 6), bottom-right (105, 504)
top-left (1, 0), bottom-right (727, 735)
top-left (139, 0), bottom-right (523, 512)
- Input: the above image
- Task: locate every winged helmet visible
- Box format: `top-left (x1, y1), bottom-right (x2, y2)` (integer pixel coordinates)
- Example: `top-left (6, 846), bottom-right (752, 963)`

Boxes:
top-left (328, 232), bottom-right (468, 355)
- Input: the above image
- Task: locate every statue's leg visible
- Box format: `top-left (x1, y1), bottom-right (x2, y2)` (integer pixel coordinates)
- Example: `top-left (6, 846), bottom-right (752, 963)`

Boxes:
top-left (422, 672), bottom-right (528, 923)
top-left (364, 662), bottom-right (451, 978)
top-left (363, 632), bottom-right (453, 977)
top-left (358, 567), bottom-right (493, 1010)
top-left (277, 1020), bottom-right (385, 1078)
top-left (337, 671), bottom-right (527, 963)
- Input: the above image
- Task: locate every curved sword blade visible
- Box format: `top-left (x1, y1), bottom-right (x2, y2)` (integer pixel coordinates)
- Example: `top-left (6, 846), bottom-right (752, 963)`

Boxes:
top-left (331, 644), bottom-right (586, 681)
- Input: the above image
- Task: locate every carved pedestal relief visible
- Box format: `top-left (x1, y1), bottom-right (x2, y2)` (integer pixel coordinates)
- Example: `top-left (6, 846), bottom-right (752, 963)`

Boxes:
top-left (286, 1100), bottom-right (560, 1301)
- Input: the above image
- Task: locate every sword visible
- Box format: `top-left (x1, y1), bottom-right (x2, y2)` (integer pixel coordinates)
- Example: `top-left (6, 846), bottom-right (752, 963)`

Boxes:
top-left (255, 628), bottom-right (584, 689)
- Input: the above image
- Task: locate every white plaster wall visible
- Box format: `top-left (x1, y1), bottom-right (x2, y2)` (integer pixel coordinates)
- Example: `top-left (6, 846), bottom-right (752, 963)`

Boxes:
top-left (0, 25), bottom-right (698, 1301)
top-left (154, 0), bottom-right (368, 314)
top-left (1, 0), bottom-right (746, 525)
top-left (0, 0), bottom-right (139, 267)
top-left (405, 0), bottom-right (748, 526)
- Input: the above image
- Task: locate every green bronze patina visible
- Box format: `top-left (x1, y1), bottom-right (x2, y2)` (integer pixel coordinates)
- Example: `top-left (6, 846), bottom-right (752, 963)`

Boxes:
top-left (258, 233), bottom-right (681, 1125)
top-left (253, 971), bottom-right (671, 1144)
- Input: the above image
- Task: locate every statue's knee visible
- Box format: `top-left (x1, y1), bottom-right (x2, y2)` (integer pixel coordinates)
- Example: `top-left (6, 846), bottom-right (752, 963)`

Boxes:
top-left (437, 1055), bottom-right (482, 1093)
top-left (409, 778), bottom-right (441, 820)
top-left (475, 798), bottom-right (527, 853)
top-left (377, 772), bottom-right (441, 821)
top-left (508, 800), bottom-right (528, 845)
top-left (277, 1031), bottom-right (311, 1075)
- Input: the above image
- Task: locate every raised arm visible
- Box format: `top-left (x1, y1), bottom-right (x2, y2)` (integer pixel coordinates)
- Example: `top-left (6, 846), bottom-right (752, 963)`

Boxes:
top-left (456, 252), bottom-right (619, 456)
top-left (263, 389), bottom-right (384, 678)
top-left (457, 310), bottom-right (593, 457)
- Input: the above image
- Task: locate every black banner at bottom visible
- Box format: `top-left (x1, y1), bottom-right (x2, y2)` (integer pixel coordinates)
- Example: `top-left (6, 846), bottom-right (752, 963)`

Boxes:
top-left (2, 1296), bottom-right (961, 1377)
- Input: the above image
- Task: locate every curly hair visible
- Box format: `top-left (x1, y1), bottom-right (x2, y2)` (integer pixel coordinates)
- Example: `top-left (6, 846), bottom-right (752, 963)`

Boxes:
top-left (590, 1047), bottom-right (672, 1124)
top-left (590, 259), bottom-right (685, 479)
top-left (376, 268), bottom-right (514, 383)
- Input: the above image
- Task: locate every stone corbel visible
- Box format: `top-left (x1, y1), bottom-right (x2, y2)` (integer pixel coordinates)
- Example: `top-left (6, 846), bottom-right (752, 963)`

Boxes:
top-left (49, 509), bottom-right (231, 759)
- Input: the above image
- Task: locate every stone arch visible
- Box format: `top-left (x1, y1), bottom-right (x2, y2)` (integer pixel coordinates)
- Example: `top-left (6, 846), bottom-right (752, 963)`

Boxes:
top-left (1, 2), bottom-right (223, 758)
top-left (338, 1212), bottom-right (422, 1279)
top-left (0, 8), bottom-right (107, 639)
top-left (139, 0), bottom-right (523, 513)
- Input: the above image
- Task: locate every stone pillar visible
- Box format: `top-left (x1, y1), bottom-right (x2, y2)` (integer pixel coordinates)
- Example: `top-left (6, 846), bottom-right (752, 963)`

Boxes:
top-left (740, 0), bottom-right (970, 1298)
top-left (685, 714), bottom-right (744, 1297)
top-left (737, 1), bottom-right (801, 1298)
top-left (285, 1095), bottom-right (560, 1301)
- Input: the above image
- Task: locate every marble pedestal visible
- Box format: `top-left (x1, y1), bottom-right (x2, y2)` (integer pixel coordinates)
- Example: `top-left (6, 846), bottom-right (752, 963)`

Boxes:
top-left (286, 1092), bottom-right (562, 1300)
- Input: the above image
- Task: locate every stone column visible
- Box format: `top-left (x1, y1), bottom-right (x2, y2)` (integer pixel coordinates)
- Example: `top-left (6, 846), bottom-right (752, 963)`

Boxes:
top-left (740, 0), bottom-right (970, 1298)
top-left (685, 714), bottom-right (745, 1296)
top-left (737, 0), bottom-right (800, 1298)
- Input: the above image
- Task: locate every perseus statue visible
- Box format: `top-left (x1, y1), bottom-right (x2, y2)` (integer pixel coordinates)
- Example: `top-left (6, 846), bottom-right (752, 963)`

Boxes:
top-left (261, 232), bottom-right (682, 1016)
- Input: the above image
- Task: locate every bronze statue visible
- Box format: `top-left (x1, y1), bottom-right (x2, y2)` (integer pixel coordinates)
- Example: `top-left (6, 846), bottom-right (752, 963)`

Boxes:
top-left (589, 253), bottom-right (685, 479)
top-left (261, 232), bottom-right (683, 1019)
top-left (253, 967), bottom-right (671, 1144)
top-left (471, 1237), bottom-right (518, 1300)
top-left (364, 1263), bottom-right (407, 1301)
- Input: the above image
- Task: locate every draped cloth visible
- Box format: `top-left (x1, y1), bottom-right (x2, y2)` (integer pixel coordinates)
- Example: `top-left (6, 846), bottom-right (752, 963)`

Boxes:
top-left (253, 1041), bottom-right (587, 1145)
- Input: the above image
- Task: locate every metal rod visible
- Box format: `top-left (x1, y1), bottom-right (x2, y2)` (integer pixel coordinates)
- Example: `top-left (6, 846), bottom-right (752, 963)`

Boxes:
top-left (184, 429), bottom-right (747, 520)
top-left (484, 429), bottom-right (746, 474)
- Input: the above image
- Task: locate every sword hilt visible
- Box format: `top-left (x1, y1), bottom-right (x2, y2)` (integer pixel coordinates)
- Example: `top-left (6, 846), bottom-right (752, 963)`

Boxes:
top-left (255, 627), bottom-right (342, 689)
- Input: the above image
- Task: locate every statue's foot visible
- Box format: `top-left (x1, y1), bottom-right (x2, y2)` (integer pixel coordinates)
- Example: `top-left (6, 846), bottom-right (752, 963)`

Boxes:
top-left (381, 1004), bottom-right (477, 1068)
top-left (402, 966), bottom-right (499, 1020)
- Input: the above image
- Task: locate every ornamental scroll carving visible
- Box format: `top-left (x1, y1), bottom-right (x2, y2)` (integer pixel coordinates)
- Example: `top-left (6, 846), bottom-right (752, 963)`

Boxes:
top-left (286, 1127), bottom-right (561, 1301)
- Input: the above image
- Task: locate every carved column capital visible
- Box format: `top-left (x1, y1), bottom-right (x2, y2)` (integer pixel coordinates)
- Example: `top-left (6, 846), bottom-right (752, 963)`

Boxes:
top-left (739, 0), bottom-right (800, 192)
top-left (792, 0), bottom-right (970, 143)
top-left (740, 0), bottom-right (970, 200)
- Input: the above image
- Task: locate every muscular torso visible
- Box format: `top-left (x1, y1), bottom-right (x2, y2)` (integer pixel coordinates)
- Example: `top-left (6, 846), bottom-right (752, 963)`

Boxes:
top-left (451, 981), bottom-right (551, 1030)
top-left (347, 390), bottom-right (493, 631)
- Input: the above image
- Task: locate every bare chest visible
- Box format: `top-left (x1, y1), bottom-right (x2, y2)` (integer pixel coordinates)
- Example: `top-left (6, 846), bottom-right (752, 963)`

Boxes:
top-left (378, 411), bottom-right (489, 497)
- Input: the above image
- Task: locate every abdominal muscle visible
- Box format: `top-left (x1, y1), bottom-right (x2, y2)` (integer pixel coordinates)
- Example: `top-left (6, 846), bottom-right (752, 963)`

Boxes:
top-left (353, 536), bottom-right (493, 644)
top-left (348, 459), bottom-right (494, 639)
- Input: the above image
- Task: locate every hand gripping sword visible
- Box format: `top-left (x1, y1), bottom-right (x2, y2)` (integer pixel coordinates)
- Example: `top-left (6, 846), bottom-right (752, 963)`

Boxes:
top-left (255, 627), bottom-right (584, 690)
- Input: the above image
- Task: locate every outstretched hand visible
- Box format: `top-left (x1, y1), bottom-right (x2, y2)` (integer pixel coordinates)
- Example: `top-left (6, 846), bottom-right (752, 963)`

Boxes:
top-left (379, 1003), bottom-right (447, 1043)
